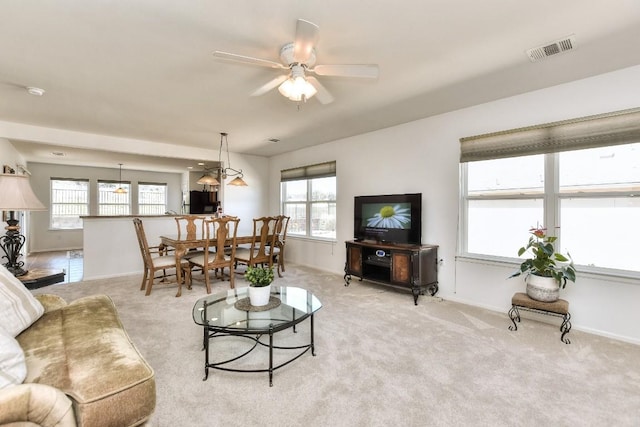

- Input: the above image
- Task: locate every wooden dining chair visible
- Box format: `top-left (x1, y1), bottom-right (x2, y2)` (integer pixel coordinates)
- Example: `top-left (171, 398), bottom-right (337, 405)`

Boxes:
top-left (270, 215), bottom-right (290, 277)
top-left (185, 216), bottom-right (240, 293)
top-left (174, 215), bottom-right (206, 259)
top-left (235, 216), bottom-right (279, 272)
top-left (133, 218), bottom-right (186, 296)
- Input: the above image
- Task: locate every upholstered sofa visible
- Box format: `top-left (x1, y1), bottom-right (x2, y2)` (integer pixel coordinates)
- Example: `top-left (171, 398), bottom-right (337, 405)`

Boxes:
top-left (0, 265), bottom-right (155, 427)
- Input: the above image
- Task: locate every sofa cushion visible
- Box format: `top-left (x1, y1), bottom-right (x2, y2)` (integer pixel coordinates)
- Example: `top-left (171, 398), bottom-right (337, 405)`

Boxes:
top-left (0, 328), bottom-right (26, 389)
top-left (0, 264), bottom-right (44, 337)
top-left (17, 294), bottom-right (155, 427)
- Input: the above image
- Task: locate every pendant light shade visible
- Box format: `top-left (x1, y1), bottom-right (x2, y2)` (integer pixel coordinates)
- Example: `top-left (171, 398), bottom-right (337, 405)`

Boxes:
top-left (114, 163), bottom-right (127, 194)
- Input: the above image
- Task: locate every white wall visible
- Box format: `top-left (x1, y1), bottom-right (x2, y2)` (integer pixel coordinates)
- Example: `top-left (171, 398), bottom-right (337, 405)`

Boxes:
top-left (270, 64), bottom-right (640, 344)
top-left (0, 138), bottom-right (25, 168)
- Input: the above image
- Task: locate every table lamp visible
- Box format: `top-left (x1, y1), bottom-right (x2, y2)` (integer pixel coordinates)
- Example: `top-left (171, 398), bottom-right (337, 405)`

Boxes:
top-left (0, 173), bottom-right (46, 276)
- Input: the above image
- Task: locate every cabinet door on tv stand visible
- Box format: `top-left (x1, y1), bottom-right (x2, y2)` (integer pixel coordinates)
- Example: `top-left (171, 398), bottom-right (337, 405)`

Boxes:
top-left (390, 251), bottom-right (412, 286)
top-left (346, 244), bottom-right (363, 276)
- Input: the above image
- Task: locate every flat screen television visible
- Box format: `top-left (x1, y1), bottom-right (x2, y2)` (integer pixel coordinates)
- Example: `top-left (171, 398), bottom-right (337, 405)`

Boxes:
top-left (354, 193), bottom-right (422, 245)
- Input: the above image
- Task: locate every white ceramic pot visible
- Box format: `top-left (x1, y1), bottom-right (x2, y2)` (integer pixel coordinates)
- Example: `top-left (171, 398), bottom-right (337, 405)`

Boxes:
top-left (248, 284), bottom-right (272, 307)
top-left (526, 274), bottom-right (559, 302)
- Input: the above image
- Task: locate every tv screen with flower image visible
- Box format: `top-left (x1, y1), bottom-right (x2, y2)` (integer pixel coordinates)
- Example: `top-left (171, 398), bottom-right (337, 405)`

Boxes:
top-left (354, 193), bottom-right (422, 245)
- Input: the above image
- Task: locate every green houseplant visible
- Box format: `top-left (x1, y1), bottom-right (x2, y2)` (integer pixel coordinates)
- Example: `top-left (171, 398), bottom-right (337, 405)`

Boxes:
top-left (246, 266), bottom-right (274, 307)
top-left (245, 266), bottom-right (274, 287)
top-left (509, 227), bottom-right (576, 301)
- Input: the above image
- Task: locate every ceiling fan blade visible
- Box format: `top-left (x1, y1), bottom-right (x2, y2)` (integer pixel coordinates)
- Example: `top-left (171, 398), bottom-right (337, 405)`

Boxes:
top-left (306, 76), bottom-right (334, 104)
top-left (213, 51), bottom-right (285, 69)
top-left (250, 75), bottom-right (289, 97)
top-left (311, 64), bottom-right (379, 79)
top-left (293, 19), bottom-right (319, 64)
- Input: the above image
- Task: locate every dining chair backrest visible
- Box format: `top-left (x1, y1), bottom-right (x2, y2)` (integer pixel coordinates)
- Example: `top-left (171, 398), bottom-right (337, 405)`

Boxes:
top-left (133, 217), bottom-right (152, 267)
top-left (248, 216), bottom-right (279, 266)
top-left (275, 215), bottom-right (290, 246)
top-left (203, 216), bottom-right (240, 264)
top-left (175, 215), bottom-right (205, 240)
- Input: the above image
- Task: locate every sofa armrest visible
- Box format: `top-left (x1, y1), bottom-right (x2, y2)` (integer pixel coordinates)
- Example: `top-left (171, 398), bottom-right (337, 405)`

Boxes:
top-left (35, 295), bottom-right (67, 313)
top-left (0, 383), bottom-right (76, 427)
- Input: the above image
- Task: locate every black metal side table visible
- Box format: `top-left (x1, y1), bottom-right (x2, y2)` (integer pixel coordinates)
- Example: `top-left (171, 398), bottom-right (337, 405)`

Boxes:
top-left (508, 292), bottom-right (571, 344)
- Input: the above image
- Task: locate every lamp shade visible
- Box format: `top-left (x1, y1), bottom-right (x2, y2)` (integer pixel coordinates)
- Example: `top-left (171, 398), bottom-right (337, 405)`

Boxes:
top-left (227, 176), bottom-right (248, 187)
top-left (0, 174), bottom-right (46, 211)
top-left (196, 174), bottom-right (220, 186)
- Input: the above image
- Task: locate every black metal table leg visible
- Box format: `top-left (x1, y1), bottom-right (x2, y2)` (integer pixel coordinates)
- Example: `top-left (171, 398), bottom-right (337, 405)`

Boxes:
top-left (268, 325), bottom-right (274, 387)
top-left (310, 313), bottom-right (316, 356)
top-left (203, 327), bottom-right (210, 381)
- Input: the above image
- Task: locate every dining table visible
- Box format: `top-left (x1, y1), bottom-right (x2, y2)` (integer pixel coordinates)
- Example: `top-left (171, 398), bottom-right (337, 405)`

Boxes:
top-left (159, 234), bottom-right (274, 285)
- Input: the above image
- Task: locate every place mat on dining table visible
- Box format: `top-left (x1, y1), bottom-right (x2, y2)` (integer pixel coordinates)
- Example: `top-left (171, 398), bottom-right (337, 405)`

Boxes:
top-left (234, 296), bottom-right (281, 312)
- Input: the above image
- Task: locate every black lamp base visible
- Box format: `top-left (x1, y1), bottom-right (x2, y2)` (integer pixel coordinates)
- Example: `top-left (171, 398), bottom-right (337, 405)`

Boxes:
top-left (1, 218), bottom-right (28, 277)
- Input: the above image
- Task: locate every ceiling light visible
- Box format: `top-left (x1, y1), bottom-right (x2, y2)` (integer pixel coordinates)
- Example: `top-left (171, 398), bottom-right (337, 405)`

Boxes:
top-left (196, 172), bottom-right (220, 186)
top-left (218, 132), bottom-right (247, 187)
top-left (26, 87), bottom-right (45, 96)
top-left (278, 65), bottom-right (317, 102)
top-left (114, 163), bottom-right (127, 194)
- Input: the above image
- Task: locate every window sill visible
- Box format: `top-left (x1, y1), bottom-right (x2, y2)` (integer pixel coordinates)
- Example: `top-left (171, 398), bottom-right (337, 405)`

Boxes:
top-left (288, 235), bottom-right (337, 245)
top-left (457, 253), bottom-right (640, 285)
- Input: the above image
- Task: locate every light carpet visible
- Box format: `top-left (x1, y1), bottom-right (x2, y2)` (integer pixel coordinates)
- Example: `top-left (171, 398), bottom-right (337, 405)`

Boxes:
top-left (33, 265), bottom-right (640, 426)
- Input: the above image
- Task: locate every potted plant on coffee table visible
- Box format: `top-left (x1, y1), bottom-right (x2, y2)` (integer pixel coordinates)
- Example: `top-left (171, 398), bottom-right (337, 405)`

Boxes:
top-left (245, 265), bottom-right (274, 306)
top-left (509, 226), bottom-right (576, 302)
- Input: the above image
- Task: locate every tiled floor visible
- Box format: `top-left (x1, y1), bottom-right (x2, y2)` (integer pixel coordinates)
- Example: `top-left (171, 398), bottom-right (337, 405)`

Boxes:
top-left (24, 250), bottom-right (84, 283)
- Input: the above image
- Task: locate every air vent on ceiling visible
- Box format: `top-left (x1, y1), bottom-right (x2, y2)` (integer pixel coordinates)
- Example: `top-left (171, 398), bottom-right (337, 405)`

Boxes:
top-left (526, 34), bottom-right (576, 62)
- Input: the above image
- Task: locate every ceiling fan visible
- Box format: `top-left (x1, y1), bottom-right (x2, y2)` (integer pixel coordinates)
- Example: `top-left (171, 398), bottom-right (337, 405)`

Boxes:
top-left (213, 19), bottom-right (379, 104)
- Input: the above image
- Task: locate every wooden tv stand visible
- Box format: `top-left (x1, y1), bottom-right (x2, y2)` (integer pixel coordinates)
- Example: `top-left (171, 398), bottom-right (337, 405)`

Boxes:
top-left (344, 240), bottom-right (438, 305)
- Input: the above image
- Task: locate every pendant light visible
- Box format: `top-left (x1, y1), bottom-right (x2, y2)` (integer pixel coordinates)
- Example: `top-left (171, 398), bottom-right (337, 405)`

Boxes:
top-left (218, 132), bottom-right (247, 186)
top-left (114, 163), bottom-right (127, 194)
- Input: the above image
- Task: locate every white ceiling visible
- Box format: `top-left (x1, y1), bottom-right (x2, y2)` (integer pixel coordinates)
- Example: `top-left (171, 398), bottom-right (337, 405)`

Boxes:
top-left (2, 1), bottom-right (640, 170)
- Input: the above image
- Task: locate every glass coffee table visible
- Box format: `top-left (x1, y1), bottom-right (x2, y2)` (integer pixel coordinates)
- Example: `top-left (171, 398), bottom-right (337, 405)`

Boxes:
top-left (192, 286), bottom-right (322, 386)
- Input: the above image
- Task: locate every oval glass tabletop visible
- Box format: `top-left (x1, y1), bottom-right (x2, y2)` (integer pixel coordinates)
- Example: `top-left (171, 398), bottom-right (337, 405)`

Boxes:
top-left (192, 286), bottom-right (322, 333)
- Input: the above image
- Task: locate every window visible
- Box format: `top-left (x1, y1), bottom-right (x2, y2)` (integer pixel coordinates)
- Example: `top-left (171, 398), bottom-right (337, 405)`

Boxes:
top-left (138, 182), bottom-right (167, 215)
top-left (50, 178), bottom-right (89, 229)
top-left (281, 162), bottom-right (336, 239)
top-left (98, 180), bottom-right (130, 215)
top-left (460, 108), bottom-right (640, 275)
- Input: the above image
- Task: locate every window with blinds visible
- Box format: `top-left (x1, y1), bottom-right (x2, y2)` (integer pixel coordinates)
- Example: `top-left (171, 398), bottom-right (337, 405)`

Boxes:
top-left (50, 178), bottom-right (89, 229)
top-left (280, 161), bottom-right (336, 239)
top-left (460, 108), bottom-right (640, 274)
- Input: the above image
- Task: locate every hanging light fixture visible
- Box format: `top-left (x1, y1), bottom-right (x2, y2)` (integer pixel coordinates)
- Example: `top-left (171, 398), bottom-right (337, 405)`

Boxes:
top-left (196, 168), bottom-right (220, 186)
top-left (218, 132), bottom-right (247, 186)
top-left (114, 163), bottom-right (127, 194)
top-left (278, 64), bottom-right (317, 102)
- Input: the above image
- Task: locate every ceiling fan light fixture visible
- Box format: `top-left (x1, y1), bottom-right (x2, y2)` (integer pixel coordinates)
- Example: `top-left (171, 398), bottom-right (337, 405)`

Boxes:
top-left (278, 76), bottom-right (317, 101)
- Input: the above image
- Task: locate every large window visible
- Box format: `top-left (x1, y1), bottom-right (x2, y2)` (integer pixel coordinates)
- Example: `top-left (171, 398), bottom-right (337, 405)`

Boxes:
top-left (281, 162), bottom-right (336, 239)
top-left (138, 182), bottom-right (167, 215)
top-left (98, 180), bottom-right (130, 215)
top-left (460, 108), bottom-right (640, 275)
top-left (50, 178), bottom-right (89, 229)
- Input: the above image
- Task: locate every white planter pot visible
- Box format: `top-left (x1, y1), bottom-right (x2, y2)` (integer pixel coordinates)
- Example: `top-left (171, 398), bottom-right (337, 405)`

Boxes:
top-left (526, 274), bottom-right (559, 302)
top-left (248, 284), bottom-right (272, 307)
